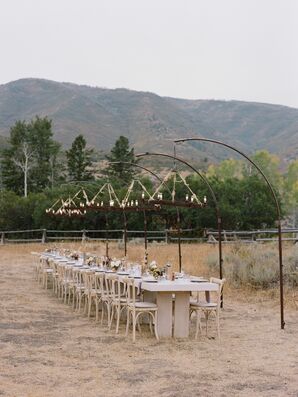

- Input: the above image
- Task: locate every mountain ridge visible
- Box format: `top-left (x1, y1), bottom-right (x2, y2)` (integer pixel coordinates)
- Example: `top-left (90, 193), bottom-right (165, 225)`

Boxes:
top-left (0, 78), bottom-right (297, 163)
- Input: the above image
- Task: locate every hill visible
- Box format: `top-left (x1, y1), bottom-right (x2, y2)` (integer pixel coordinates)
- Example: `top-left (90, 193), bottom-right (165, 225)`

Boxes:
top-left (0, 78), bottom-right (297, 164)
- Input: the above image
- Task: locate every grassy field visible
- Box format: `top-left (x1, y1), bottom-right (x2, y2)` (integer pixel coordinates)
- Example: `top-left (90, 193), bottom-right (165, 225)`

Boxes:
top-left (0, 242), bottom-right (297, 397)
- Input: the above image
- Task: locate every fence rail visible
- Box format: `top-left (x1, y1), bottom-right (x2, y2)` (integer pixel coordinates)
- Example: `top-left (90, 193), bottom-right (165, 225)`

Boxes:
top-left (0, 228), bottom-right (297, 245)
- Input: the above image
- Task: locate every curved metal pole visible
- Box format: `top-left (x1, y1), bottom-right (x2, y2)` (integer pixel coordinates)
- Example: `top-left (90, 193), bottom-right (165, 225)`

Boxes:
top-left (123, 211), bottom-right (128, 257)
top-left (105, 213), bottom-right (109, 258)
top-left (109, 161), bottom-right (183, 270)
top-left (174, 137), bottom-right (285, 329)
top-left (135, 152), bottom-right (223, 281)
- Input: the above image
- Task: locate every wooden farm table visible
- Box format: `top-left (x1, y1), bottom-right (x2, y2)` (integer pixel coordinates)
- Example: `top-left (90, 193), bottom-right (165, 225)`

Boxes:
top-left (141, 280), bottom-right (219, 338)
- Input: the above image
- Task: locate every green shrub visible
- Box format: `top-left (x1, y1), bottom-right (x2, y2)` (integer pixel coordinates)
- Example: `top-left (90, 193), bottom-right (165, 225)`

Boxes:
top-left (206, 243), bottom-right (298, 288)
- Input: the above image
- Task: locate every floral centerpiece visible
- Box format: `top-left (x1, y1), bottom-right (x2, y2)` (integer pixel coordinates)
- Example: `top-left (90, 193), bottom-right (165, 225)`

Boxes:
top-left (111, 259), bottom-right (121, 271)
top-left (86, 256), bottom-right (96, 266)
top-left (148, 261), bottom-right (163, 279)
top-left (70, 251), bottom-right (79, 260)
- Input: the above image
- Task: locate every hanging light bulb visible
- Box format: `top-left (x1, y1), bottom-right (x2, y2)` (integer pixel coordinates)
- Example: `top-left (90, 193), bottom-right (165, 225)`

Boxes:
top-left (141, 191), bottom-right (145, 199)
top-left (135, 200), bottom-right (139, 206)
top-left (191, 195), bottom-right (194, 203)
top-left (110, 199), bottom-right (114, 207)
top-left (185, 194), bottom-right (189, 201)
top-left (204, 195), bottom-right (207, 204)
top-left (131, 200), bottom-right (134, 206)
top-left (101, 201), bottom-right (104, 207)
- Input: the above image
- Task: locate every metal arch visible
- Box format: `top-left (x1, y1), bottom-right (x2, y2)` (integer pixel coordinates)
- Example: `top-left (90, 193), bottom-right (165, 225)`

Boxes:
top-left (135, 152), bottom-right (224, 282)
top-left (174, 137), bottom-right (285, 330)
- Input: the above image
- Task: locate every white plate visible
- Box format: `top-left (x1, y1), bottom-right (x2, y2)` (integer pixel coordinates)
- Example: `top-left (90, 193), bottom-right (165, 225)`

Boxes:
top-left (190, 278), bottom-right (208, 282)
top-left (142, 278), bottom-right (158, 283)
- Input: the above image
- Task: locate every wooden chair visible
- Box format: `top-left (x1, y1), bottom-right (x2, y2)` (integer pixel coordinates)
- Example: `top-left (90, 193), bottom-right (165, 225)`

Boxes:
top-left (123, 277), bottom-right (159, 343)
top-left (190, 277), bottom-right (226, 339)
top-left (86, 271), bottom-right (102, 321)
top-left (107, 274), bottom-right (128, 333)
top-left (96, 273), bottom-right (112, 326)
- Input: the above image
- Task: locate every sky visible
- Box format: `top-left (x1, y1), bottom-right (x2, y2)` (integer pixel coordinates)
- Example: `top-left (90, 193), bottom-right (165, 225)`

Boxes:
top-left (1, 0), bottom-right (298, 108)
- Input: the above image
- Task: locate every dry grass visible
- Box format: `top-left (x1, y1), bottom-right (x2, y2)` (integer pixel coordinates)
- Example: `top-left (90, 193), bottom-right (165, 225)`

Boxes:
top-left (0, 242), bottom-right (298, 396)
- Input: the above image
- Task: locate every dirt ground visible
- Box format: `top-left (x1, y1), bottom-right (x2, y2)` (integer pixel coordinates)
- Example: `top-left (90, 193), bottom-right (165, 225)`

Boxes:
top-left (0, 244), bottom-right (297, 397)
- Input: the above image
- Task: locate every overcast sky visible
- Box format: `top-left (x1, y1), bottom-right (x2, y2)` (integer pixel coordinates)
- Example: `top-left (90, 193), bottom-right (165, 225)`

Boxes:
top-left (1, 0), bottom-right (297, 108)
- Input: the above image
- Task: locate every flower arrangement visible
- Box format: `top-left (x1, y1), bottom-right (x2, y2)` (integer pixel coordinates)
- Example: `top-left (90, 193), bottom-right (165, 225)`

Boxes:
top-left (70, 251), bottom-right (79, 260)
top-left (86, 256), bottom-right (95, 266)
top-left (111, 259), bottom-right (121, 271)
top-left (148, 261), bottom-right (163, 278)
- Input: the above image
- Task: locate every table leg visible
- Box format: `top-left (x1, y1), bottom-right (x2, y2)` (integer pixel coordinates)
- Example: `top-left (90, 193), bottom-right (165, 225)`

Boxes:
top-left (174, 292), bottom-right (190, 338)
top-left (156, 292), bottom-right (173, 337)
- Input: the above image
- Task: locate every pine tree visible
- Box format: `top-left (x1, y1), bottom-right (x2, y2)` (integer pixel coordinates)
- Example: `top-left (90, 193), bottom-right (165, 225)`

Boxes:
top-left (66, 135), bottom-right (94, 181)
top-left (105, 136), bottom-right (138, 183)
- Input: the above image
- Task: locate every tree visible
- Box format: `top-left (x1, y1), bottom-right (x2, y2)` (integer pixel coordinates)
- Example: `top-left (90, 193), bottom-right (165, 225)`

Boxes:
top-left (28, 116), bottom-right (58, 191)
top-left (49, 141), bottom-right (65, 188)
top-left (1, 121), bottom-right (31, 195)
top-left (284, 160), bottom-right (298, 226)
top-left (12, 141), bottom-right (35, 197)
top-left (206, 158), bottom-right (244, 180)
top-left (247, 150), bottom-right (283, 190)
top-left (105, 136), bottom-right (138, 183)
top-left (1, 117), bottom-right (61, 195)
top-left (66, 135), bottom-right (94, 181)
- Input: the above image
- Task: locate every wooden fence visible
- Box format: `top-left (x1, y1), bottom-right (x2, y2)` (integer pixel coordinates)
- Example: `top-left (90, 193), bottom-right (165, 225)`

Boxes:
top-left (0, 228), bottom-right (297, 245)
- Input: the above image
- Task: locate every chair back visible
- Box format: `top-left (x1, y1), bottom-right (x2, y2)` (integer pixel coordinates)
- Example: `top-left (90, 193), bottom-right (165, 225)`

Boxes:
top-left (105, 274), bottom-right (119, 301)
top-left (82, 270), bottom-right (94, 293)
top-left (210, 277), bottom-right (226, 308)
top-left (97, 273), bottom-right (110, 300)
top-left (123, 277), bottom-right (136, 306)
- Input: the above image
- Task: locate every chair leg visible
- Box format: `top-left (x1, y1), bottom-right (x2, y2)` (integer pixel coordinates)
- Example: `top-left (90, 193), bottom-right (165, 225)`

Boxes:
top-left (116, 306), bottom-right (121, 334)
top-left (88, 296), bottom-right (92, 318)
top-left (109, 306), bottom-right (114, 330)
top-left (216, 312), bottom-right (220, 339)
top-left (125, 310), bottom-right (130, 336)
top-left (101, 302), bottom-right (105, 325)
top-left (95, 299), bottom-right (99, 322)
top-left (132, 313), bottom-right (136, 342)
top-left (154, 312), bottom-right (159, 341)
top-left (195, 311), bottom-right (201, 339)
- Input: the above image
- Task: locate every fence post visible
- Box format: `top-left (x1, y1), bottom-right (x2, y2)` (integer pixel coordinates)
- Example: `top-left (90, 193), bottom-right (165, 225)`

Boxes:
top-left (82, 229), bottom-right (86, 242)
top-left (41, 229), bottom-right (47, 244)
top-left (165, 230), bottom-right (169, 244)
top-left (1, 232), bottom-right (5, 245)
